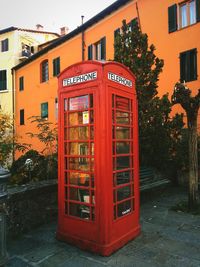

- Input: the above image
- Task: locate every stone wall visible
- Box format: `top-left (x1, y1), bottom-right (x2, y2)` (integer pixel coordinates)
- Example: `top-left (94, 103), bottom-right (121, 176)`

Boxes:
top-left (7, 180), bottom-right (58, 238)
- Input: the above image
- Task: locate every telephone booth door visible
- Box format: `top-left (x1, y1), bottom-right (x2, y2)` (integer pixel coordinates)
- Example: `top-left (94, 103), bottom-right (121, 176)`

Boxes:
top-left (57, 61), bottom-right (140, 256)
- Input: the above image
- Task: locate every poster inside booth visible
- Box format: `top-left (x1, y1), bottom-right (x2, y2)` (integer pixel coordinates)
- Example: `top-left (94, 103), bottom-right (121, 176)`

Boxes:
top-left (57, 61), bottom-right (140, 256)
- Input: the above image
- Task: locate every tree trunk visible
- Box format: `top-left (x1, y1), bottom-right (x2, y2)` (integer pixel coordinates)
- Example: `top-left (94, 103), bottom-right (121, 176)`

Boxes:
top-left (188, 118), bottom-right (199, 210)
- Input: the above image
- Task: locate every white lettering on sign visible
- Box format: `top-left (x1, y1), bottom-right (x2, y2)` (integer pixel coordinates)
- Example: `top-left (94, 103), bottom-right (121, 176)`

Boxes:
top-left (63, 71), bottom-right (97, 87)
top-left (108, 72), bottom-right (132, 88)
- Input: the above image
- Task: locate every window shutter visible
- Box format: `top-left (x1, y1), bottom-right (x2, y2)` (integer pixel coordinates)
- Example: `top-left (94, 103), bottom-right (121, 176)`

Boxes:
top-left (189, 49), bottom-right (197, 81)
top-left (88, 45), bottom-right (93, 60)
top-left (19, 76), bottom-right (24, 91)
top-left (114, 28), bottom-right (120, 39)
top-left (41, 102), bottom-right (48, 119)
top-left (20, 109), bottom-right (24, 125)
top-left (180, 49), bottom-right (197, 82)
top-left (100, 37), bottom-right (106, 60)
top-left (0, 70), bottom-right (7, 90)
top-left (196, 0), bottom-right (200, 22)
top-left (168, 4), bottom-right (177, 33)
top-left (53, 57), bottom-right (60, 76)
top-left (180, 52), bottom-right (186, 82)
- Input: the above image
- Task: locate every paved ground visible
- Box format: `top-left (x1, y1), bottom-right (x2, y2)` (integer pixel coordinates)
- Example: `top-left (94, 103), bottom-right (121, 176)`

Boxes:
top-left (6, 187), bottom-right (200, 267)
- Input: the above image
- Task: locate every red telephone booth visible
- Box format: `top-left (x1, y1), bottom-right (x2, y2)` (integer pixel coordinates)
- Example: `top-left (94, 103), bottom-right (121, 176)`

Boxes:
top-left (57, 61), bottom-right (140, 256)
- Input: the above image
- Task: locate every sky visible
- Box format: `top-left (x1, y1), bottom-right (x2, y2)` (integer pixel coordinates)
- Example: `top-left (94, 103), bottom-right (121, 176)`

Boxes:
top-left (0, 0), bottom-right (116, 34)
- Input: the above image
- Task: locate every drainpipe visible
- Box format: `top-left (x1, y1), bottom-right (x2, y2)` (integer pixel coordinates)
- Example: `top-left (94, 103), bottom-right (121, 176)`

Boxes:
top-left (81, 15), bottom-right (85, 61)
top-left (136, 1), bottom-right (142, 31)
top-left (11, 69), bottom-right (15, 162)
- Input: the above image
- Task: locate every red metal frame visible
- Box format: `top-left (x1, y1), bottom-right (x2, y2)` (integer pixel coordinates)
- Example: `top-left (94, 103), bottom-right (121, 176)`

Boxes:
top-left (57, 61), bottom-right (140, 256)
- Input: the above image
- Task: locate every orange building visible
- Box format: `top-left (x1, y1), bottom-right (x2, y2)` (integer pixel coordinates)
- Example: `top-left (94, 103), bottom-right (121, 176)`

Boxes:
top-left (13, 0), bottom-right (200, 153)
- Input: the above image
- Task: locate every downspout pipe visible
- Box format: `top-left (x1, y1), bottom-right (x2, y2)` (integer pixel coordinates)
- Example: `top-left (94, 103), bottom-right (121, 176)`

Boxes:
top-left (11, 68), bottom-right (15, 162)
top-left (81, 15), bottom-right (85, 61)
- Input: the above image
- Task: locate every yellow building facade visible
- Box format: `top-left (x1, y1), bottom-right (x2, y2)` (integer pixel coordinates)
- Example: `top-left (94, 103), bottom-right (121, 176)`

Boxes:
top-left (0, 27), bottom-right (59, 115)
top-left (13, 0), bottom-right (200, 152)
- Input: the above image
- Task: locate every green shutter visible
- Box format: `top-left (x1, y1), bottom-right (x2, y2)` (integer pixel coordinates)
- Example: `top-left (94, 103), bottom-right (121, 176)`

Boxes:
top-left (20, 109), bottom-right (24, 125)
top-left (189, 49), bottom-right (197, 81)
top-left (114, 28), bottom-right (120, 39)
top-left (19, 76), bottom-right (24, 91)
top-left (88, 45), bottom-right (93, 60)
top-left (180, 52), bottom-right (186, 82)
top-left (0, 70), bottom-right (7, 90)
top-left (180, 49), bottom-right (197, 82)
top-left (41, 102), bottom-right (48, 118)
top-left (196, 0), bottom-right (200, 22)
top-left (168, 4), bottom-right (177, 33)
top-left (53, 57), bottom-right (60, 76)
top-left (100, 37), bottom-right (106, 60)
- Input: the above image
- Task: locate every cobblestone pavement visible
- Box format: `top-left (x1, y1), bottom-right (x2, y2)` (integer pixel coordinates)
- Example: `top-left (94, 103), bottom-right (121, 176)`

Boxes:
top-left (6, 187), bottom-right (200, 267)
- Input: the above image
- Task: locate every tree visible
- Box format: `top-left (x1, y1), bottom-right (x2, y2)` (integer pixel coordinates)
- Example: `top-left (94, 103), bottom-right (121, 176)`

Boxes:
top-left (114, 19), bottom-right (164, 105)
top-left (26, 116), bottom-right (57, 155)
top-left (172, 82), bottom-right (200, 210)
top-left (26, 116), bottom-right (58, 179)
top-left (0, 110), bottom-right (29, 167)
top-left (114, 19), bottom-right (184, 170)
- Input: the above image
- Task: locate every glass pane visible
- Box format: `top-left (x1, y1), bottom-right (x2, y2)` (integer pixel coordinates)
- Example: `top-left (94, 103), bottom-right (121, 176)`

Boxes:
top-left (65, 172), bottom-right (68, 184)
top-left (69, 142), bottom-right (89, 155)
top-left (90, 110), bottom-right (94, 123)
top-left (90, 126), bottom-right (94, 140)
top-left (69, 187), bottom-right (90, 203)
top-left (181, 4), bottom-right (187, 28)
top-left (90, 94), bottom-right (93, 108)
top-left (91, 190), bottom-right (95, 204)
top-left (69, 158), bottom-right (89, 171)
top-left (69, 172), bottom-right (89, 186)
top-left (116, 96), bottom-right (130, 111)
top-left (65, 202), bottom-right (68, 214)
top-left (64, 128), bottom-right (67, 140)
top-left (64, 99), bottom-right (68, 111)
top-left (116, 142), bottom-right (130, 154)
top-left (64, 114), bottom-right (67, 126)
top-left (69, 95), bottom-right (89, 110)
top-left (117, 200), bottom-right (132, 217)
top-left (116, 112), bottom-right (129, 124)
top-left (91, 142), bottom-right (94, 155)
top-left (116, 156), bottom-right (130, 170)
top-left (117, 186), bottom-right (131, 201)
top-left (115, 171), bottom-right (131, 185)
top-left (91, 158), bottom-right (94, 172)
top-left (69, 111), bottom-right (90, 126)
top-left (69, 126), bottom-right (89, 140)
top-left (189, 0), bottom-right (196, 24)
top-left (65, 187), bottom-right (68, 199)
top-left (91, 175), bottom-right (95, 188)
top-left (69, 202), bottom-right (90, 220)
top-left (116, 127), bottom-right (130, 139)
top-left (91, 207), bottom-right (95, 220)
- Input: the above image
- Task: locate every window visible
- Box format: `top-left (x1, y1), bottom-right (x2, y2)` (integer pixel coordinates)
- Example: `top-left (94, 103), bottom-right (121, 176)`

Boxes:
top-left (19, 76), bottom-right (24, 91)
top-left (180, 48), bottom-right (197, 82)
top-left (1, 38), bottom-right (8, 52)
top-left (41, 60), bottom-right (49, 82)
top-left (87, 37), bottom-right (106, 60)
top-left (168, 1), bottom-right (200, 33)
top-left (41, 102), bottom-right (48, 119)
top-left (0, 70), bottom-right (7, 91)
top-left (20, 109), bottom-right (24, 125)
top-left (180, 0), bottom-right (196, 28)
top-left (53, 57), bottom-right (60, 76)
